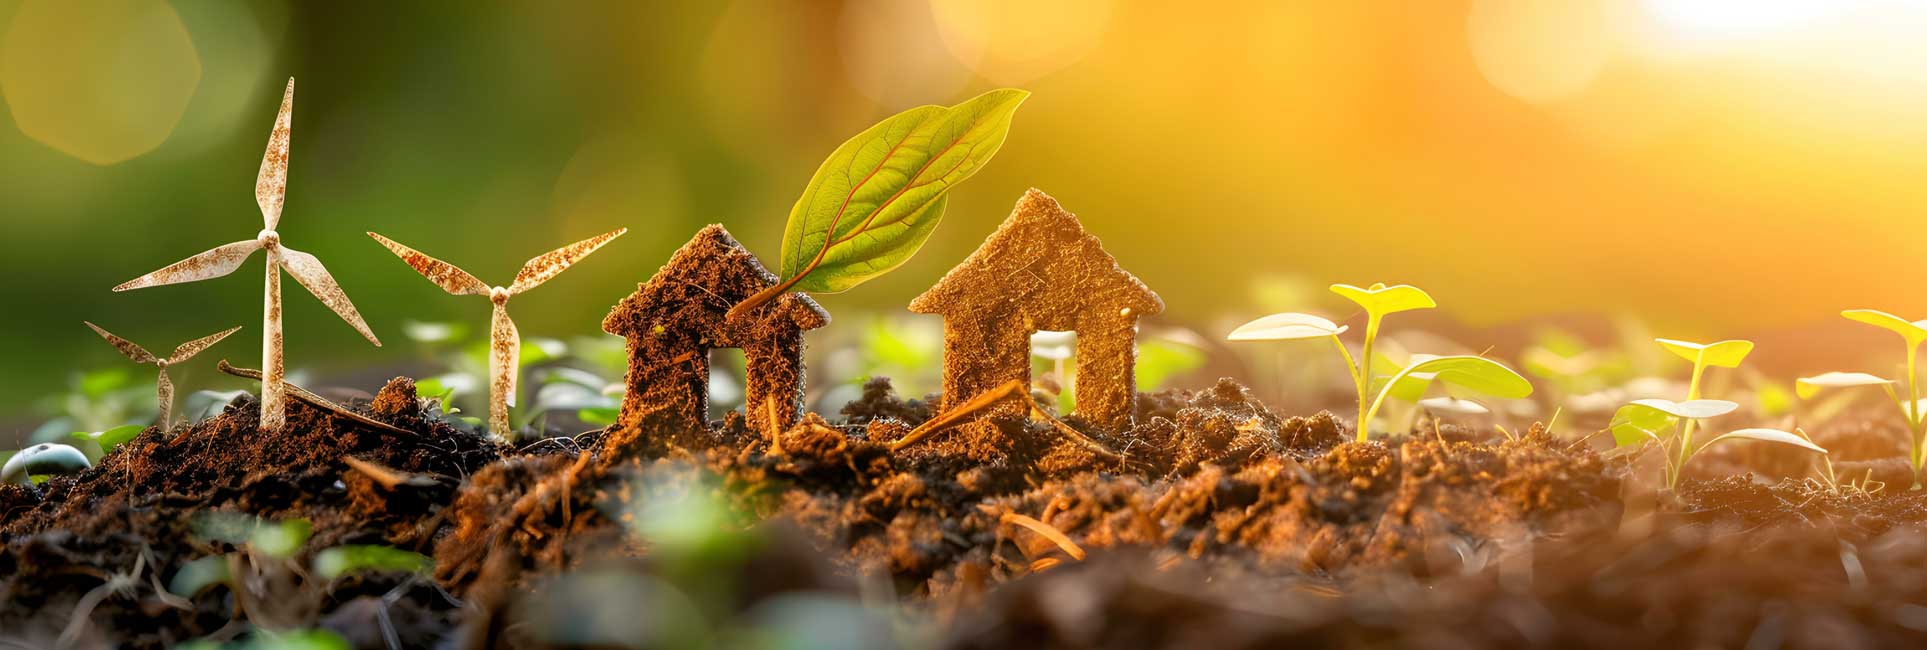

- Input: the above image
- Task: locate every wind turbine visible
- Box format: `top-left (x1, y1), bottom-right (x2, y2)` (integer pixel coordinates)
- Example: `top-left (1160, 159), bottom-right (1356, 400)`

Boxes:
top-left (113, 78), bottom-right (380, 433)
top-left (84, 322), bottom-right (242, 431)
top-left (367, 228), bottom-right (626, 438)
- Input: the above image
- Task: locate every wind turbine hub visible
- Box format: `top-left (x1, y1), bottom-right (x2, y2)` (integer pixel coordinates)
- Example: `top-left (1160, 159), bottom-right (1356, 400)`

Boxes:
top-left (257, 229), bottom-right (281, 249)
top-left (491, 286), bottom-right (510, 303)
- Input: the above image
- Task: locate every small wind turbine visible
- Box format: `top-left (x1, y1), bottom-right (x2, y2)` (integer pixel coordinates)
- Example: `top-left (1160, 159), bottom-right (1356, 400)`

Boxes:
top-left (113, 78), bottom-right (380, 433)
top-left (368, 228), bottom-right (627, 438)
top-left (84, 322), bottom-right (242, 431)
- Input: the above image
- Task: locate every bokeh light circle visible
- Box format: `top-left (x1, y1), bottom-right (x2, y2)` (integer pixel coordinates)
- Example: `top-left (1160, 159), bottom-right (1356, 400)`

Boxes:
top-left (0, 0), bottom-right (202, 165)
top-left (928, 0), bottom-right (1112, 85)
top-left (1466, 0), bottom-right (1612, 105)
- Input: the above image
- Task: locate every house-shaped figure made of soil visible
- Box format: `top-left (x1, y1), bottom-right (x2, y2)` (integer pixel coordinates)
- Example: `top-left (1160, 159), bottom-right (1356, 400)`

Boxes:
top-left (910, 189), bottom-right (1163, 430)
top-left (602, 225), bottom-right (829, 446)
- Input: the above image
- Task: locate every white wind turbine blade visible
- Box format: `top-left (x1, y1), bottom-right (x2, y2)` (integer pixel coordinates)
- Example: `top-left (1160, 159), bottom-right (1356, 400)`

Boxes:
top-left (367, 232), bottom-right (490, 295)
top-left (279, 246), bottom-right (381, 346)
top-left (169, 325), bottom-right (243, 365)
top-left (84, 321), bottom-right (157, 364)
top-left (156, 367), bottom-right (175, 431)
top-left (258, 78), bottom-right (294, 230)
top-left (489, 301), bottom-right (519, 437)
top-left (114, 240), bottom-right (264, 291)
top-left (508, 228), bottom-right (627, 294)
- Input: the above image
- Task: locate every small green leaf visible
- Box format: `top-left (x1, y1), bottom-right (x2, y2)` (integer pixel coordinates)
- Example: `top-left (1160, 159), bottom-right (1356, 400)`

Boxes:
top-left (1627, 398), bottom-right (1739, 419)
top-left (71, 424), bottom-right (143, 459)
top-left (1842, 309), bottom-right (1927, 346)
top-left (1610, 403), bottom-right (1677, 447)
top-left (1227, 312), bottom-right (1347, 341)
top-left (313, 545), bottom-right (433, 580)
top-left (1796, 371), bottom-right (1893, 399)
top-left (169, 554), bottom-right (232, 596)
top-left (1655, 338), bottom-right (1753, 368)
top-left (1330, 283), bottom-right (1436, 320)
top-left (779, 88), bottom-right (1029, 294)
top-left (1403, 355), bottom-right (1533, 399)
top-left (1701, 428), bottom-right (1828, 455)
top-left (577, 407), bottom-right (619, 427)
top-left (251, 518), bottom-right (311, 559)
top-left (1136, 338), bottom-right (1206, 391)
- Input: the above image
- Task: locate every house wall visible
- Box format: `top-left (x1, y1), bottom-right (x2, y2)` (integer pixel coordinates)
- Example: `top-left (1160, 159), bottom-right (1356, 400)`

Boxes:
top-left (940, 318), bottom-right (1031, 419)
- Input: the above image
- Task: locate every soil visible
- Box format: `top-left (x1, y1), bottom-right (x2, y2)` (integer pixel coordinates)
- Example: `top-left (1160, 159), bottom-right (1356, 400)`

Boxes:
top-left (5, 374), bottom-right (1927, 648)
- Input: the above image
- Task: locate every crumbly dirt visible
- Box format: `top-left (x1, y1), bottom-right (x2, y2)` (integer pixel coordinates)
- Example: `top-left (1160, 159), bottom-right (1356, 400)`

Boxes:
top-left (9, 375), bottom-right (1927, 647)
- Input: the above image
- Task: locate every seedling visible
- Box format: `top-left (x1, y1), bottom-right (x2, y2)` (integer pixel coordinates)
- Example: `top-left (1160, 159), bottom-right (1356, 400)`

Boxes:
top-left (114, 79), bottom-right (380, 434)
top-left (1228, 284), bottom-right (1532, 441)
top-left (1610, 338), bottom-right (1828, 489)
top-left (725, 88), bottom-right (1028, 320)
top-left (84, 321), bottom-right (241, 431)
top-left (2, 442), bottom-right (92, 484)
top-left (369, 228), bottom-right (626, 438)
top-left (1796, 308), bottom-right (1927, 486)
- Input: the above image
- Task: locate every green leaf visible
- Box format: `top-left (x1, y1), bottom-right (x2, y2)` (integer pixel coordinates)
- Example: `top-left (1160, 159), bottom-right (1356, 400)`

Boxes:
top-left (1701, 428), bottom-right (1828, 455)
top-left (251, 518), bottom-right (311, 559)
top-left (1843, 309), bottom-right (1927, 347)
top-left (69, 424), bottom-right (143, 460)
top-left (169, 554), bottom-right (232, 596)
top-left (577, 407), bottom-right (619, 427)
top-left (1610, 403), bottom-right (1677, 447)
top-left (1403, 355), bottom-right (1532, 399)
top-left (779, 88), bottom-right (1029, 293)
top-left (1655, 338), bottom-right (1753, 368)
top-left (1330, 283), bottom-right (1436, 320)
top-left (1627, 398), bottom-right (1738, 419)
top-left (1796, 371), bottom-right (1893, 399)
top-left (312, 545), bottom-right (433, 580)
top-left (1226, 313), bottom-right (1347, 341)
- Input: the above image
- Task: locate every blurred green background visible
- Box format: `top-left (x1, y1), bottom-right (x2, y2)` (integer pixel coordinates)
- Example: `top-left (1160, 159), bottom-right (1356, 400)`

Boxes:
top-left (8, 0), bottom-right (1927, 430)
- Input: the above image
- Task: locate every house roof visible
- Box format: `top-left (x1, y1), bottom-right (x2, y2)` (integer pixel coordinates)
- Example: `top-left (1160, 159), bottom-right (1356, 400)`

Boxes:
top-left (909, 189), bottom-right (1162, 328)
top-left (603, 224), bottom-right (828, 346)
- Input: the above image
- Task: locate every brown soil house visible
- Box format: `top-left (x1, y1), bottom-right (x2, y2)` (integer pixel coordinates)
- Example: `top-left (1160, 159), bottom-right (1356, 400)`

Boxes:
top-left (601, 225), bottom-right (829, 447)
top-left (910, 188), bottom-right (1163, 430)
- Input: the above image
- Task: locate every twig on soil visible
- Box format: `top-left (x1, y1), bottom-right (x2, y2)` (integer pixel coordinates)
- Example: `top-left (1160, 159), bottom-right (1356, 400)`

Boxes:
top-left (765, 396), bottom-right (785, 456)
top-left (343, 456), bottom-right (441, 490)
top-left (888, 380), bottom-right (1123, 462)
top-left (1001, 512), bottom-right (1086, 561)
top-left (218, 360), bottom-right (415, 436)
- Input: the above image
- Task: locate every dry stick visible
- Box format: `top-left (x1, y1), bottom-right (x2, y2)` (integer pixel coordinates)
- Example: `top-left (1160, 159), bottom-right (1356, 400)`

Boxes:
top-left (1001, 512), bottom-right (1087, 561)
top-left (764, 396), bottom-right (785, 456)
top-left (887, 380), bottom-right (1124, 462)
top-left (217, 360), bottom-right (414, 436)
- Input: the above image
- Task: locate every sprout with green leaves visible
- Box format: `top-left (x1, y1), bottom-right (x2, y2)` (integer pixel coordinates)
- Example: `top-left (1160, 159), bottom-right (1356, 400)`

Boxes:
top-left (1610, 338), bottom-right (1828, 489)
top-left (1228, 283), bottom-right (1533, 441)
top-left (1797, 309), bottom-right (1927, 487)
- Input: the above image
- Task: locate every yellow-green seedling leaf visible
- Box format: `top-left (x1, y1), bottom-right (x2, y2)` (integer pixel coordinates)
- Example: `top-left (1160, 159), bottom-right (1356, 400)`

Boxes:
top-left (1418, 396), bottom-right (1489, 415)
top-left (779, 88), bottom-right (1029, 294)
top-left (1, 443), bottom-right (91, 484)
top-left (1796, 372), bottom-right (1893, 400)
top-left (313, 545), bottom-right (433, 580)
top-left (1627, 398), bottom-right (1739, 420)
top-left (577, 407), bottom-right (619, 427)
top-left (1330, 283), bottom-right (1436, 320)
top-left (1701, 428), bottom-right (1828, 455)
top-left (67, 424), bottom-right (145, 462)
top-left (1610, 403), bottom-right (1678, 447)
top-left (1385, 353), bottom-right (1442, 402)
top-left (1754, 379), bottom-right (1794, 418)
top-left (250, 518), bottom-right (312, 559)
top-left (1655, 338), bottom-right (1753, 368)
top-left (1227, 313), bottom-right (1347, 341)
top-left (1522, 346), bottom-right (1598, 379)
top-left (1842, 309), bottom-right (1927, 346)
top-left (1403, 355), bottom-right (1533, 400)
top-left (168, 554), bottom-right (233, 597)
top-left (192, 512), bottom-right (311, 559)
top-left (1137, 337), bottom-right (1206, 391)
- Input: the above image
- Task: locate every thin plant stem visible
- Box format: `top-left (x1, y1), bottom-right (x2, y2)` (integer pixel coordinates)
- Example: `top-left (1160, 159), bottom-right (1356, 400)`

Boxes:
top-left (1329, 335), bottom-right (1365, 440)
top-left (1358, 315), bottom-right (1381, 440)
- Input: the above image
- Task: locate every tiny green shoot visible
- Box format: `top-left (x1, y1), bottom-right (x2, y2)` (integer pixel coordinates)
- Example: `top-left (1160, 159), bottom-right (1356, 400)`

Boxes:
top-left (1228, 284), bottom-right (1531, 441)
top-left (1796, 309), bottom-right (1927, 487)
top-left (1610, 338), bottom-right (1828, 489)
